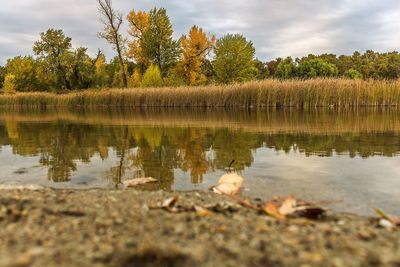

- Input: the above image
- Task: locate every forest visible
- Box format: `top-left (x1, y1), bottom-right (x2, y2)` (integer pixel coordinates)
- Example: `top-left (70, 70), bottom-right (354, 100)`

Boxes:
top-left (1, 0), bottom-right (400, 94)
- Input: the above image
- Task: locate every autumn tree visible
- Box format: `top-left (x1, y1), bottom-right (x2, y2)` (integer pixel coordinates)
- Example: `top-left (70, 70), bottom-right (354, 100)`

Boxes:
top-left (127, 8), bottom-right (180, 77)
top-left (33, 29), bottom-right (73, 90)
top-left (97, 0), bottom-right (128, 88)
top-left (3, 74), bottom-right (16, 94)
top-left (213, 34), bottom-right (257, 84)
top-left (126, 9), bottom-right (150, 72)
top-left (5, 56), bottom-right (38, 92)
top-left (177, 26), bottom-right (215, 85)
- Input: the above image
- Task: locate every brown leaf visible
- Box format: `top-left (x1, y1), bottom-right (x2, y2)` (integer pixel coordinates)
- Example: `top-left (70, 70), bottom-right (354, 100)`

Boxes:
top-left (263, 202), bottom-right (285, 220)
top-left (123, 177), bottom-right (157, 187)
top-left (263, 196), bottom-right (325, 220)
top-left (211, 173), bottom-right (243, 196)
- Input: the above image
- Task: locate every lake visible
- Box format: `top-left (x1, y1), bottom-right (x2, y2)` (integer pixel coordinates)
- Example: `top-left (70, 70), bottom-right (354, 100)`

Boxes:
top-left (0, 108), bottom-right (399, 215)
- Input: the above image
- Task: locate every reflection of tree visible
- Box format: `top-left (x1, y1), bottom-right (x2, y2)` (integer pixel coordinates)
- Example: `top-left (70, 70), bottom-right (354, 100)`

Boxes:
top-left (180, 129), bottom-right (209, 184)
top-left (39, 124), bottom-right (77, 182)
top-left (213, 129), bottom-right (262, 171)
top-left (1, 118), bottom-right (400, 185)
top-left (106, 126), bottom-right (130, 187)
top-left (130, 132), bottom-right (178, 190)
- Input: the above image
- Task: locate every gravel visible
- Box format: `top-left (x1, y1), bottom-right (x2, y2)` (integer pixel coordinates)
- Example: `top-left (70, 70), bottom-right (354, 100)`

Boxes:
top-left (0, 187), bottom-right (399, 267)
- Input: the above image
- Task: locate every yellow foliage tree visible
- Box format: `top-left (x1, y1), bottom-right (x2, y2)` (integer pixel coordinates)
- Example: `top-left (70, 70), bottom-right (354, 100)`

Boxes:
top-left (128, 68), bottom-right (142, 88)
top-left (3, 74), bottom-right (16, 94)
top-left (126, 10), bottom-right (150, 70)
top-left (178, 26), bottom-right (215, 85)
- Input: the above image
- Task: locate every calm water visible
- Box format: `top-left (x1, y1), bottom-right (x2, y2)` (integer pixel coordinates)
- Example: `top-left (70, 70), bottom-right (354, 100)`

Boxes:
top-left (0, 109), bottom-right (399, 215)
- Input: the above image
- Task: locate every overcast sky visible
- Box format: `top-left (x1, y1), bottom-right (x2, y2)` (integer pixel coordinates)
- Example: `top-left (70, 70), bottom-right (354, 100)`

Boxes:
top-left (0, 0), bottom-right (399, 64)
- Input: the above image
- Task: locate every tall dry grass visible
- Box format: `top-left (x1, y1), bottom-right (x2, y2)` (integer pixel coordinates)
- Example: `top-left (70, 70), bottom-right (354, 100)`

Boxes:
top-left (1, 79), bottom-right (400, 108)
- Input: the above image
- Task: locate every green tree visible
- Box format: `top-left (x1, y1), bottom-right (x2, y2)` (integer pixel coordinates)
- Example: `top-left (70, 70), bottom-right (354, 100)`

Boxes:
top-left (275, 57), bottom-right (296, 79)
top-left (297, 58), bottom-right (338, 78)
top-left (140, 64), bottom-right (163, 87)
top-left (344, 69), bottom-right (362, 79)
top-left (141, 8), bottom-right (181, 77)
top-left (213, 34), bottom-right (257, 84)
top-left (254, 59), bottom-right (269, 80)
top-left (33, 29), bottom-right (73, 90)
top-left (3, 74), bottom-right (16, 94)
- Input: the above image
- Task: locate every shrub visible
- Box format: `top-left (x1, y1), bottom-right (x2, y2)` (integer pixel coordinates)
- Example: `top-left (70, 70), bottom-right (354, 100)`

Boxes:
top-left (140, 65), bottom-right (163, 88)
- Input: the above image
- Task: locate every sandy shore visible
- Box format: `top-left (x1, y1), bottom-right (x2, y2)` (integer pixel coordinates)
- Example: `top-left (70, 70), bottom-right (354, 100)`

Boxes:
top-left (0, 187), bottom-right (399, 267)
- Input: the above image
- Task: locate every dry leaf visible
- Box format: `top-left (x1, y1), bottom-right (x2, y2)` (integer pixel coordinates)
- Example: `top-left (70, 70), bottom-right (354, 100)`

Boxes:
top-left (123, 177), bottom-right (157, 187)
top-left (278, 196), bottom-right (297, 215)
top-left (263, 196), bottom-right (325, 220)
top-left (211, 173), bottom-right (243, 195)
top-left (161, 196), bottom-right (179, 209)
top-left (263, 202), bottom-right (285, 220)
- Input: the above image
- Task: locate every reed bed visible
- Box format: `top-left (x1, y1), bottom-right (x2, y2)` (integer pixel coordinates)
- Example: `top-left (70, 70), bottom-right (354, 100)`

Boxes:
top-left (1, 79), bottom-right (400, 108)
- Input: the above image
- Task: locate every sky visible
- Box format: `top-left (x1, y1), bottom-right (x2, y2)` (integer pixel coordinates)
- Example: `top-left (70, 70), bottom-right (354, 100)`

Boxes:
top-left (0, 0), bottom-right (399, 64)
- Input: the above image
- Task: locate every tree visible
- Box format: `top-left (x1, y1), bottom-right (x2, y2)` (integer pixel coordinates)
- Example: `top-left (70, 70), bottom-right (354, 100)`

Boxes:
top-left (213, 34), bottom-right (257, 84)
top-left (177, 26), bottom-right (215, 85)
top-left (33, 29), bottom-right (73, 90)
top-left (97, 0), bottom-right (128, 88)
top-left (143, 8), bottom-right (181, 77)
top-left (344, 69), bottom-right (362, 79)
top-left (3, 74), bottom-right (16, 94)
top-left (126, 9), bottom-right (150, 71)
top-left (254, 59), bottom-right (269, 80)
top-left (297, 58), bottom-right (338, 78)
top-left (140, 64), bottom-right (163, 87)
top-left (5, 56), bottom-right (38, 92)
top-left (128, 68), bottom-right (142, 87)
top-left (275, 57), bottom-right (296, 79)
top-left (266, 58), bottom-right (282, 77)
top-left (0, 66), bottom-right (5, 89)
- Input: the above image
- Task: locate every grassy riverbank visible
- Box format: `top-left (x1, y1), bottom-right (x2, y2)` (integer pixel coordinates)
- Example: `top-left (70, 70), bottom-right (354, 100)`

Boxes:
top-left (0, 187), bottom-right (399, 267)
top-left (1, 79), bottom-right (400, 108)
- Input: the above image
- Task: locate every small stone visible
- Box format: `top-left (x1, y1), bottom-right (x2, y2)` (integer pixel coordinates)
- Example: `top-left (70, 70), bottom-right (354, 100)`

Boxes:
top-left (379, 219), bottom-right (394, 229)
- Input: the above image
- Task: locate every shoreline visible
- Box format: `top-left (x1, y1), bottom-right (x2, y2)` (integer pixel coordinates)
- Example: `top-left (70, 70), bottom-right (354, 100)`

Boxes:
top-left (1, 187), bottom-right (399, 266)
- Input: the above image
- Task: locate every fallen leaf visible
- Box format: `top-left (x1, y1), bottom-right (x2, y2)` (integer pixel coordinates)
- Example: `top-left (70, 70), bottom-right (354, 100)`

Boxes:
top-left (263, 202), bottom-right (285, 220)
top-left (123, 177), bottom-right (157, 187)
top-left (263, 196), bottom-right (325, 220)
top-left (278, 195), bottom-right (297, 216)
top-left (194, 206), bottom-right (211, 217)
top-left (161, 196), bottom-right (179, 209)
top-left (211, 173), bottom-right (243, 195)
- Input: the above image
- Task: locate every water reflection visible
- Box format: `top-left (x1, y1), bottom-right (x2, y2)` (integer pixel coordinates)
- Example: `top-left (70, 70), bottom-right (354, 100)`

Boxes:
top-left (0, 108), bottom-right (399, 188)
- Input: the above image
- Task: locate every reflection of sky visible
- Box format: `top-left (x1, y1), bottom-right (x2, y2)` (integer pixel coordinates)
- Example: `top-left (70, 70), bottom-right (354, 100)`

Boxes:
top-left (1, 144), bottom-right (399, 215)
top-left (243, 148), bottom-right (400, 215)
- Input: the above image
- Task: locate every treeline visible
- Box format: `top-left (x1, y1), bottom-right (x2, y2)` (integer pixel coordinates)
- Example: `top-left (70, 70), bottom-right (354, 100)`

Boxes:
top-left (1, 0), bottom-right (400, 93)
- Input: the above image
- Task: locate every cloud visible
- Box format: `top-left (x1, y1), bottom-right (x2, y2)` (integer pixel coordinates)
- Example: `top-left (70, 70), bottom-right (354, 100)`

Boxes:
top-left (0, 0), bottom-right (399, 64)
